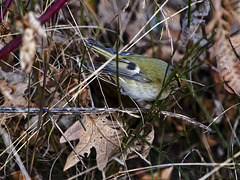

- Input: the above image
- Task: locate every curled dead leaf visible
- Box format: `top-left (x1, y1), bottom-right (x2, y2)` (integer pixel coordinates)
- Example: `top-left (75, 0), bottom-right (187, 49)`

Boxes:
top-left (16, 12), bottom-right (46, 73)
top-left (0, 68), bottom-right (34, 107)
top-left (207, 1), bottom-right (240, 96)
top-left (214, 34), bottom-right (240, 96)
top-left (121, 123), bottom-right (154, 162)
top-left (20, 28), bottom-right (36, 73)
top-left (0, 82), bottom-right (31, 107)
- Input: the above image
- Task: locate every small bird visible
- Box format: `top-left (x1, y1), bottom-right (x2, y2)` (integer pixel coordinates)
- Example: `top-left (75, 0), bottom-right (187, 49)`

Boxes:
top-left (86, 38), bottom-right (181, 102)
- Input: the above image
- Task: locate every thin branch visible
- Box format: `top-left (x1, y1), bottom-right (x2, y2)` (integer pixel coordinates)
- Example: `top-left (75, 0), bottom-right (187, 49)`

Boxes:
top-left (39, 0), bottom-right (68, 23)
top-left (0, 107), bottom-right (215, 133)
top-left (0, 107), bottom-right (147, 114)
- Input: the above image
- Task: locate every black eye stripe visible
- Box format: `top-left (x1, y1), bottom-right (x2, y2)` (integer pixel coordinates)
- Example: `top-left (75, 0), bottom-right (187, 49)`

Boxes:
top-left (127, 62), bottom-right (137, 70)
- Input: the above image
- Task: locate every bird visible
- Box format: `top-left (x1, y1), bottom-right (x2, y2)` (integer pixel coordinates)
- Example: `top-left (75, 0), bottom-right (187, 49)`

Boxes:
top-left (86, 38), bottom-right (181, 102)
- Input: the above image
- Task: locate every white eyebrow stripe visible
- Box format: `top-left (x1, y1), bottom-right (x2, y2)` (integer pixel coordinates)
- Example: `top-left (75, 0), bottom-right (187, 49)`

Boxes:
top-left (134, 65), bottom-right (141, 74)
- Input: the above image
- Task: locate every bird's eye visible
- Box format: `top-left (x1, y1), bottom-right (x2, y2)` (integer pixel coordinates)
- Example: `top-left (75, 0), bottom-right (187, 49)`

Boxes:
top-left (127, 62), bottom-right (137, 70)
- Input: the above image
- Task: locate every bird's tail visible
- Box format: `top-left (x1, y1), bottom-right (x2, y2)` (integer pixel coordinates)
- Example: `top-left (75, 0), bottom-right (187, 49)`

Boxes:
top-left (85, 38), bottom-right (116, 58)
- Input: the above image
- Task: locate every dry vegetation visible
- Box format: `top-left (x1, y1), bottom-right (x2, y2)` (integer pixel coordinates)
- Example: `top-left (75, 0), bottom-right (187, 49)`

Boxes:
top-left (0, 0), bottom-right (240, 179)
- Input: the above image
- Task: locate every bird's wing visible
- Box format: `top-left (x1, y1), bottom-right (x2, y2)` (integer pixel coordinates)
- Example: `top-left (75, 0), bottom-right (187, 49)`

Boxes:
top-left (93, 60), bottom-right (152, 83)
top-left (86, 38), bottom-right (152, 82)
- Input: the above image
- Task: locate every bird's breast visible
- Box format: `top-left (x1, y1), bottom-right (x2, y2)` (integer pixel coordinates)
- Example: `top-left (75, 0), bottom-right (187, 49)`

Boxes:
top-left (119, 77), bottom-right (170, 101)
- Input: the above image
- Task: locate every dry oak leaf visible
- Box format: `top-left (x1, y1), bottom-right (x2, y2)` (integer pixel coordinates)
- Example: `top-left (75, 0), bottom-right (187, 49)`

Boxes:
top-left (60, 114), bottom-right (124, 171)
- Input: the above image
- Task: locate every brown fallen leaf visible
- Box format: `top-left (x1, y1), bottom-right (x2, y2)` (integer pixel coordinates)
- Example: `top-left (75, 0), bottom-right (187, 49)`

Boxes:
top-left (11, 171), bottom-right (27, 180)
top-left (10, 170), bottom-right (37, 180)
top-left (61, 114), bottom-right (155, 171)
top-left (0, 67), bottom-right (35, 107)
top-left (207, 0), bottom-right (240, 96)
top-left (60, 114), bottom-right (124, 171)
top-left (0, 81), bottom-right (33, 107)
